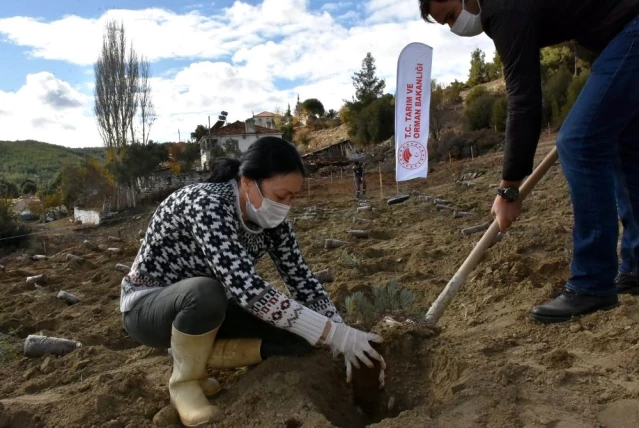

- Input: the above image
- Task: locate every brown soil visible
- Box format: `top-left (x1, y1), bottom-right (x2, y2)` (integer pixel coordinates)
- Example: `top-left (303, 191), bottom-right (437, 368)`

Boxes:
top-left (2, 138), bottom-right (639, 428)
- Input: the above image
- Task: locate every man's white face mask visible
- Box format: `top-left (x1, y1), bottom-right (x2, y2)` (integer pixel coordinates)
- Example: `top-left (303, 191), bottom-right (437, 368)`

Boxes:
top-left (450, 0), bottom-right (483, 37)
top-left (246, 181), bottom-right (290, 229)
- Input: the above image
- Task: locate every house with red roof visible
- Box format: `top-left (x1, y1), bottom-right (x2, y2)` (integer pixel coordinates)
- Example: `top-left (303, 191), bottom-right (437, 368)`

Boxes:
top-left (253, 111), bottom-right (276, 129)
top-left (199, 117), bottom-right (282, 170)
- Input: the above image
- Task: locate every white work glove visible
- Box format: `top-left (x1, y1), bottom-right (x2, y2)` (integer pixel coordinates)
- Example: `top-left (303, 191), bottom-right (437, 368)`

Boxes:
top-left (324, 322), bottom-right (386, 387)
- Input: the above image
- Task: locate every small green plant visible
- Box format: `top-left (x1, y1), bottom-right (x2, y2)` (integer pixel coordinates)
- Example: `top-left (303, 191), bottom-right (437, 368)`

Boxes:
top-left (340, 252), bottom-right (361, 269)
top-left (344, 278), bottom-right (416, 327)
top-left (345, 291), bottom-right (374, 320)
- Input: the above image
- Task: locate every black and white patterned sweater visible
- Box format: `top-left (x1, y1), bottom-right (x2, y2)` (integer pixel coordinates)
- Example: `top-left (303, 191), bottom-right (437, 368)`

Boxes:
top-left (120, 179), bottom-right (343, 345)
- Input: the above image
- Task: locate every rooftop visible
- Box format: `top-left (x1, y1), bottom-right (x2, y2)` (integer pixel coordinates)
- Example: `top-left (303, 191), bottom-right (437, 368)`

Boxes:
top-left (254, 111), bottom-right (276, 118)
top-left (205, 120), bottom-right (281, 137)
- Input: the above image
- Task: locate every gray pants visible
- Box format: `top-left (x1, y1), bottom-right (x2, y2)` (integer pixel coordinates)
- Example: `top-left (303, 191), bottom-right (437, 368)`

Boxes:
top-left (122, 277), bottom-right (313, 358)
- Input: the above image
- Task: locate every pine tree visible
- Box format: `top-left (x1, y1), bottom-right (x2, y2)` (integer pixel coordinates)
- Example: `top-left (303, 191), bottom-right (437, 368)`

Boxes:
top-left (467, 48), bottom-right (488, 87)
top-left (352, 52), bottom-right (386, 106)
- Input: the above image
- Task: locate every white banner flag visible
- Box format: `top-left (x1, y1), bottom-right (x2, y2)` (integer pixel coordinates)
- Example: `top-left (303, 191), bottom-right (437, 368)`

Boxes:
top-left (395, 42), bottom-right (433, 182)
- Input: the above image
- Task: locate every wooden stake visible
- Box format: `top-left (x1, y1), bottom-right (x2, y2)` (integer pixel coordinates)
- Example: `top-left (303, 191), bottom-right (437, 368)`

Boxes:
top-left (314, 269), bottom-right (334, 284)
top-left (325, 239), bottom-right (347, 250)
top-left (379, 164), bottom-right (384, 199)
top-left (460, 222), bottom-right (491, 236)
top-left (347, 230), bottom-right (369, 238)
top-left (115, 264), bottom-right (131, 274)
top-left (436, 204), bottom-right (455, 212)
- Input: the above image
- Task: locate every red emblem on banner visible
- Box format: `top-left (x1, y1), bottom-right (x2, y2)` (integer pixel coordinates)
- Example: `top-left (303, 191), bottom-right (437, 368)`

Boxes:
top-left (398, 141), bottom-right (427, 170)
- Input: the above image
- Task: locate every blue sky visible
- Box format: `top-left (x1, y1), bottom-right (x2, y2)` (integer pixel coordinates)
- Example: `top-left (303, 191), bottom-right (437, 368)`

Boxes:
top-left (0, 0), bottom-right (495, 148)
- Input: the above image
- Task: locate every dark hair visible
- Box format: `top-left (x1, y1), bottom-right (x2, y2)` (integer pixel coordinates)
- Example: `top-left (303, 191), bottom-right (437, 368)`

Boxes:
top-left (207, 136), bottom-right (307, 183)
top-left (419, 0), bottom-right (447, 23)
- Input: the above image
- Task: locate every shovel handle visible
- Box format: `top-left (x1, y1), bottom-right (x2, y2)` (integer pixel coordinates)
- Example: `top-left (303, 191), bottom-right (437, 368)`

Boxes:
top-left (425, 147), bottom-right (559, 325)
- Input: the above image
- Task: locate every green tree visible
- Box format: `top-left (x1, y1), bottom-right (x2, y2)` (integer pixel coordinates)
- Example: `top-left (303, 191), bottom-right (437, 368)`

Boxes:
top-left (350, 94), bottom-right (395, 145)
top-left (430, 81), bottom-right (445, 140)
top-left (467, 48), bottom-right (488, 87)
top-left (542, 65), bottom-right (573, 126)
top-left (0, 178), bottom-right (18, 198)
top-left (561, 69), bottom-right (590, 119)
top-left (168, 142), bottom-right (201, 173)
top-left (191, 125), bottom-right (209, 142)
top-left (486, 52), bottom-right (503, 81)
top-left (491, 94), bottom-right (508, 132)
top-left (301, 98), bottom-right (325, 117)
top-left (20, 179), bottom-right (37, 195)
top-left (343, 52), bottom-right (389, 144)
top-left (541, 43), bottom-right (575, 78)
top-left (351, 52), bottom-right (386, 106)
top-left (464, 86), bottom-right (496, 130)
top-left (0, 197), bottom-right (28, 251)
top-left (444, 80), bottom-right (465, 105)
top-left (58, 158), bottom-right (114, 210)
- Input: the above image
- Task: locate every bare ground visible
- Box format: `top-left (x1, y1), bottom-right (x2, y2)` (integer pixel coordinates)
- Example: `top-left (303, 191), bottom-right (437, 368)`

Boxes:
top-left (1, 139), bottom-right (638, 428)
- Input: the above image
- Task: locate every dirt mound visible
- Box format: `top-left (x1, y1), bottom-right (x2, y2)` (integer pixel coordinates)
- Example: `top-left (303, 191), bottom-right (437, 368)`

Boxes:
top-left (2, 139), bottom-right (639, 427)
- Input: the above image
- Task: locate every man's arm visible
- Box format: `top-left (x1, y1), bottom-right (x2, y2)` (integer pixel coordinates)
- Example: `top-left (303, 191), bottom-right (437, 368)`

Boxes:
top-left (488, 10), bottom-right (542, 186)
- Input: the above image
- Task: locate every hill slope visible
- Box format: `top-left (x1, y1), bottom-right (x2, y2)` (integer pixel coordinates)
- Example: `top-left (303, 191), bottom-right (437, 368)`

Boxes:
top-left (0, 140), bottom-right (106, 185)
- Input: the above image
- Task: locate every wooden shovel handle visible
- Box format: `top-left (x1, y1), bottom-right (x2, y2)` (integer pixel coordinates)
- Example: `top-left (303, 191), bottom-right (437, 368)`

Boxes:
top-left (425, 147), bottom-right (559, 325)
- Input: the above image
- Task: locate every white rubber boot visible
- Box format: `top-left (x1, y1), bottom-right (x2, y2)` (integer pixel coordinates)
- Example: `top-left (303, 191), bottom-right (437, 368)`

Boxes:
top-left (207, 338), bottom-right (263, 369)
top-left (169, 326), bottom-right (224, 427)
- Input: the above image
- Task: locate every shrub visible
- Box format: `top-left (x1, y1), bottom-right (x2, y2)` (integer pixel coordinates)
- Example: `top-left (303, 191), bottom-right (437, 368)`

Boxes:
top-left (0, 199), bottom-right (28, 253)
top-left (431, 129), bottom-right (504, 161)
top-left (344, 278), bottom-right (416, 327)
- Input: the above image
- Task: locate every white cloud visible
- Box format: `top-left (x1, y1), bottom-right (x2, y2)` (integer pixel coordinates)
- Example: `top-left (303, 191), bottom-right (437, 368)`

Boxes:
top-left (0, 0), bottom-right (496, 147)
top-left (321, 2), bottom-right (353, 12)
top-left (0, 73), bottom-right (99, 147)
top-left (365, 0), bottom-right (422, 23)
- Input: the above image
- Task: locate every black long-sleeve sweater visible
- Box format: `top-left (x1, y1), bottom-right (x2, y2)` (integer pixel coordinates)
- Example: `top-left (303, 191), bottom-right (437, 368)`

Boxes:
top-left (480, 0), bottom-right (639, 181)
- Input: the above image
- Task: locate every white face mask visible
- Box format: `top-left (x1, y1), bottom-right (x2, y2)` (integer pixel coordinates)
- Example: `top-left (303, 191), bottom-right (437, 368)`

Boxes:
top-left (451, 0), bottom-right (483, 37)
top-left (246, 181), bottom-right (290, 229)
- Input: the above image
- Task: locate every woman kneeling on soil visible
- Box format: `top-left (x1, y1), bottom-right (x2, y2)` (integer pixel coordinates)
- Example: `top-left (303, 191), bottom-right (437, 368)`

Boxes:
top-left (119, 136), bottom-right (385, 427)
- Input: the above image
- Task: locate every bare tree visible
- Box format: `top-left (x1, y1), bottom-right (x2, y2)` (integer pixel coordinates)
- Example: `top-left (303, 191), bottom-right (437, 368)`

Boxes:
top-left (94, 20), bottom-right (140, 158)
top-left (139, 56), bottom-right (156, 145)
top-left (94, 20), bottom-right (143, 209)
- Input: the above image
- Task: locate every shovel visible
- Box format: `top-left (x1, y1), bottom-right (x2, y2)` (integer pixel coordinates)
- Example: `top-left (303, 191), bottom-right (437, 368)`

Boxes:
top-left (425, 147), bottom-right (559, 325)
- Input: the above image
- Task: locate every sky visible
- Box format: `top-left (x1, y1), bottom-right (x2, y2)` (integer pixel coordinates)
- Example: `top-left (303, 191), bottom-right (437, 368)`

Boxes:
top-left (0, 0), bottom-right (496, 148)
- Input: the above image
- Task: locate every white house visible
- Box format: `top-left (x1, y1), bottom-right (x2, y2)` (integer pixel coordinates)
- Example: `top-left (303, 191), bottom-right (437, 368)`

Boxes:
top-left (199, 118), bottom-right (283, 171)
top-left (253, 111), bottom-right (277, 129)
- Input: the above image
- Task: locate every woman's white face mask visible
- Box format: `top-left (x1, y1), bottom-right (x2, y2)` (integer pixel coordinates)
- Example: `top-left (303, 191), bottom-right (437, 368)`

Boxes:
top-left (450, 0), bottom-right (483, 37)
top-left (246, 181), bottom-right (290, 228)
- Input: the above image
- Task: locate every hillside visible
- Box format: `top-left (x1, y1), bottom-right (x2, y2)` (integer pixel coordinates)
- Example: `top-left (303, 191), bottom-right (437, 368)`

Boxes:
top-left (0, 140), bottom-right (106, 185)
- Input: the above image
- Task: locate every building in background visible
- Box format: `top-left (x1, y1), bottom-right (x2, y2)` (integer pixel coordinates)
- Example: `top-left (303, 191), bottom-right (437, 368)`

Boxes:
top-left (199, 118), bottom-right (283, 171)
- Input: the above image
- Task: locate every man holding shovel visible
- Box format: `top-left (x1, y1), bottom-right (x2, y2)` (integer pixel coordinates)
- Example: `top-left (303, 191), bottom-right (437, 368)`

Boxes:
top-left (419, 0), bottom-right (639, 323)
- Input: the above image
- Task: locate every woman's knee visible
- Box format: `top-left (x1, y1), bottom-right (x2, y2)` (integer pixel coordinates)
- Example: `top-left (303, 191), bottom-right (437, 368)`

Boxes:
top-left (175, 277), bottom-right (228, 332)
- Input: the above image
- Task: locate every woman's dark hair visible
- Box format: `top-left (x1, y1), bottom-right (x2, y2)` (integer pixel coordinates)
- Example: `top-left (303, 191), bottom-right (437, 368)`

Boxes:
top-left (207, 136), bottom-right (307, 183)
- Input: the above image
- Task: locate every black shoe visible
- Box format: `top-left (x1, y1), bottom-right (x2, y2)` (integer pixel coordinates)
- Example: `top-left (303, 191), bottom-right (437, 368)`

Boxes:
top-left (530, 289), bottom-right (619, 324)
top-left (616, 272), bottom-right (639, 295)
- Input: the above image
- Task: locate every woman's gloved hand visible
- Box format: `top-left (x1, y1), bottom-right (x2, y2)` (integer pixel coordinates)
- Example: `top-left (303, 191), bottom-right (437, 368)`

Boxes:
top-left (323, 322), bottom-right (386, 387)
